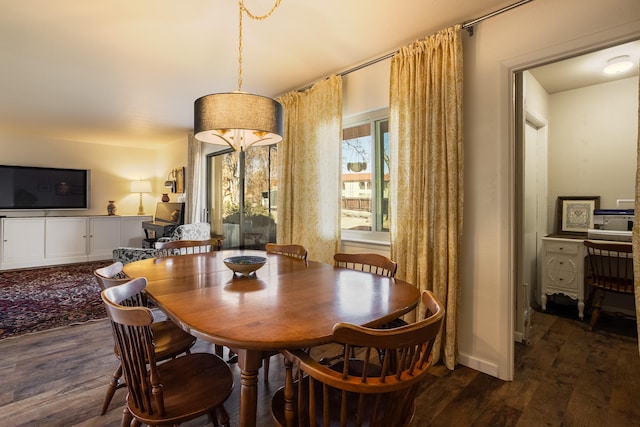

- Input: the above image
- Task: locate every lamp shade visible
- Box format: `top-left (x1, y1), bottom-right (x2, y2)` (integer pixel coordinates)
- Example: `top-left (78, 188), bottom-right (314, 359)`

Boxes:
top-left (130, 180), bottom-right (152, 193)
top-left (194, 92), bottom-right (283, 150)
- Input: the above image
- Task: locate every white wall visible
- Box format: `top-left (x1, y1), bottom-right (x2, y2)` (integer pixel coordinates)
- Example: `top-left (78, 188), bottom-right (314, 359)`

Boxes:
top-left (548, 77), bottom-right (638, 219)
top-left (158, 137), bottom-right (190, 204)
top-left (342, 58), bottom-right (390, 118)
top-left (524, 71), bottom-right (550, 121)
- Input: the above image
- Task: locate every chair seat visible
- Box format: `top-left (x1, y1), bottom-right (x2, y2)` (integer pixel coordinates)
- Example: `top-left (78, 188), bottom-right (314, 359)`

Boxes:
top-left (150, 320), bottom-right (197, 360)
top-left (595, 277), bottom-right (634, 293)
top-left (584, 240), bottom-right (635, 330)
top-left (378, 317), bottom-right (409, 329)
top-left (128, 353), bottom-right (234, 425)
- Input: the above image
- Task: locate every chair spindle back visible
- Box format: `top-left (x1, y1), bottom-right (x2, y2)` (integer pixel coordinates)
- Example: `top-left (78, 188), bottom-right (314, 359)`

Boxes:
top-left (334, 252), bottom-right (398, 277)
top-left (101, 277), bottom-right (165, 417)
top-left (265, 243), bottom-right (308, 260)
top-left (273, 290), bottom-right (444, 427)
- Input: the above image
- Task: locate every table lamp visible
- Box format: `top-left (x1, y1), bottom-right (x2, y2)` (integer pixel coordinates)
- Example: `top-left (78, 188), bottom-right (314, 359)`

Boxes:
top-left (131, 180), bottom-right (152, 215)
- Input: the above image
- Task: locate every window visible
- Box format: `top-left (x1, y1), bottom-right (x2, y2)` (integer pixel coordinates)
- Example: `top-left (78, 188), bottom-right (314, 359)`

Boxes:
top-left (341, 109), bottom-right (390, 241)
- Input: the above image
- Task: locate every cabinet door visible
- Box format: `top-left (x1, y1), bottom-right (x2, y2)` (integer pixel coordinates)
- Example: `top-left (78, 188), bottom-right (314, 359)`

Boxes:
top-left (45, 217), bottom-right (88, 263)
top-left (88, 217), bottom-right (122, 261)
top-left (1, 218), bottom-right (45, 269)
top-left (121, 216), bottom-right (152, 247)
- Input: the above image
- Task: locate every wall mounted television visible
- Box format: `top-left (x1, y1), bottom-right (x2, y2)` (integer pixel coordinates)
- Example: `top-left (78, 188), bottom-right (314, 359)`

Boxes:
top-left (0, 165), bottom-right (90, 210)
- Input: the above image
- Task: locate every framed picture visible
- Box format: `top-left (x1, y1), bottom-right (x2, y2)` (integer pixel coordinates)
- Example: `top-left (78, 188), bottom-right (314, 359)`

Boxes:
top-left (175, 167), bottom-right (185, 193)
top-left (556, 196), bottom-right (600, 236)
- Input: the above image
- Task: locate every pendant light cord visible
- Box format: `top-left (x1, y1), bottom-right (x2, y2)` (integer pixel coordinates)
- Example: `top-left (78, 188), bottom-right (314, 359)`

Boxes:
top-left (237, 0), bottom-right (282, 91)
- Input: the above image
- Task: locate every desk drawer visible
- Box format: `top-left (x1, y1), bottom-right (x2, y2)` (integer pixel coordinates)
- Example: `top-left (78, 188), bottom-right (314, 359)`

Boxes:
top-left (548, 255), bottom-right (577, 273)
top-left (544, 241), bottom-right (579, 256)
top-left (546, 269), bottom-right (578, 290)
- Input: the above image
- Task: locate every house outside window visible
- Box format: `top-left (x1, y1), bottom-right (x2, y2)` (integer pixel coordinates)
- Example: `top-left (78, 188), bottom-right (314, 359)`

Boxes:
top-left (341, 109), bottom-right (390, 243)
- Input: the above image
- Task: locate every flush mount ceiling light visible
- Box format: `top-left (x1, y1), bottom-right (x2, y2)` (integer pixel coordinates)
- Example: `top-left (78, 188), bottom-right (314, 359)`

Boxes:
top-left (603, 55), bottom-right (634, 75)
top-left (194, 0), bottom-right (283, 151)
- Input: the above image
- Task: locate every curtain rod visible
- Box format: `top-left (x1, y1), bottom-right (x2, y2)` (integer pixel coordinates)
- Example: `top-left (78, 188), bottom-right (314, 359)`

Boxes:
top-left (299, 0), bottom-right (533, 88)
top-left (462, 0), bottom-right (534, 35)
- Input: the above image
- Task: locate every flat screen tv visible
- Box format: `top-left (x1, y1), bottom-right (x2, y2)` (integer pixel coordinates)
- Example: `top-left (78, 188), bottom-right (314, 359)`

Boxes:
top-left (0, 165), bottom-right (90, 210)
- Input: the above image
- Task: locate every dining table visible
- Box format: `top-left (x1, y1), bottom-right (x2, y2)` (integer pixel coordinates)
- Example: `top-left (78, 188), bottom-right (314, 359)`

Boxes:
top-left (123, 249), bottom-right (421, 427)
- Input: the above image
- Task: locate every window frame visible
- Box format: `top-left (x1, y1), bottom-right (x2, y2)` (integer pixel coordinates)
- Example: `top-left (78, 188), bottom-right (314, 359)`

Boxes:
top-left (340, 108), bottom-right (390, 245)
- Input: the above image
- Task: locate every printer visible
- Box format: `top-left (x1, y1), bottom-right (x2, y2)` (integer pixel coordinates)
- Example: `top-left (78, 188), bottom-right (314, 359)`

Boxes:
top-left (587, 209), bottom-right (634, 242)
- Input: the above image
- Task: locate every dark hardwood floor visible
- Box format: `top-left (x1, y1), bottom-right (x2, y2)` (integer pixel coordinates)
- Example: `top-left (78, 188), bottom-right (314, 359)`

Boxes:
top-left (1, 307), bottom-right (639, 426)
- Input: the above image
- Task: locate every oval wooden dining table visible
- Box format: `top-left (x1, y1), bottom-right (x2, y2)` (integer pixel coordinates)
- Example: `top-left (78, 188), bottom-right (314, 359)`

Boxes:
top-left (123, 249), bottom-right (421, 427)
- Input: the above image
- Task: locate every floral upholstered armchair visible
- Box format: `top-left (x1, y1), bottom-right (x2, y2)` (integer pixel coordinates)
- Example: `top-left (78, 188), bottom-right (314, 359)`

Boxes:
top-left (113, 222), bottom-right (214, 264)
top-left (157, 222), bottom-right (211, 242)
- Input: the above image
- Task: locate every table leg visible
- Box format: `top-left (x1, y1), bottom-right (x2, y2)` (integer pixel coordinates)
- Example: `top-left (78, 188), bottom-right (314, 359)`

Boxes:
top-left (237, 349), bottom-right (264, 427)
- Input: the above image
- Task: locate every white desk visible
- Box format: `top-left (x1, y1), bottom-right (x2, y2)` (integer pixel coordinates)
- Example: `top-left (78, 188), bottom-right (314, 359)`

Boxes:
top-left (541, 236), bottom-right (587, 319)
top-left (541, 236), bottom-right (633, 320)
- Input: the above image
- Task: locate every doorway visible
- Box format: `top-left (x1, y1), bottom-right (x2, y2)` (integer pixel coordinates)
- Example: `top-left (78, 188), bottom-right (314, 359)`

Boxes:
top-left (514, 40), bottom-right (640, 343)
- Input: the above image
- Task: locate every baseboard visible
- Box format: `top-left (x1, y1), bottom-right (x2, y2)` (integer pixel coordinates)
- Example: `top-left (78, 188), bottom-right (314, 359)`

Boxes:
top-left (457, 351), bottom-right (499, 378)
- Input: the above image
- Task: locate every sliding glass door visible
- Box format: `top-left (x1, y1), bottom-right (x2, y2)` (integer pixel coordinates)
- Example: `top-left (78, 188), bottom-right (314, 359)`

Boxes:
top-left (206, 145), bottom-right (278, 249)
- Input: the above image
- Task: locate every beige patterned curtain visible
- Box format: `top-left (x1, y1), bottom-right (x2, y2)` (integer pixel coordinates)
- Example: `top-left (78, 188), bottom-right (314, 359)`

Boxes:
top-left (276, 75), bottom-right (342, 264)
top-left (634, 74), bottom-right (640, 353)
top-left (389, 25), bottom-right (463, 370)
top-left (186, 132), bottom-right (204, 224)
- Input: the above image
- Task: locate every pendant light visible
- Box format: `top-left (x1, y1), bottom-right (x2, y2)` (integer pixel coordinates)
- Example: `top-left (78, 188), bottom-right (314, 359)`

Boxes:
top-left (194, 0), bottom-right (283, 150)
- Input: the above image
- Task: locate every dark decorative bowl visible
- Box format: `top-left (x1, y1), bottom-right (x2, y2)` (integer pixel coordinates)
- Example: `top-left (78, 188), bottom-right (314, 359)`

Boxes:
top-left (223, 255), bottom-right (267, 276)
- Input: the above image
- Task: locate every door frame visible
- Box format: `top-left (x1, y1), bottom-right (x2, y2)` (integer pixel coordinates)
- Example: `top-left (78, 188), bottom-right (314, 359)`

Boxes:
top-left (507, 30), bottom-right (640, 380)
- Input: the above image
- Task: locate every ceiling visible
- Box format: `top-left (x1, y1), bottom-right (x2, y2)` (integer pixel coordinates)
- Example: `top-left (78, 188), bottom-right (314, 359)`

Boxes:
top-left (529, 40), bottom-right (640, 94)
top-left (0, 0), bottom-right (522, 148)
top-left (1, 1), bottom-right (636, 149)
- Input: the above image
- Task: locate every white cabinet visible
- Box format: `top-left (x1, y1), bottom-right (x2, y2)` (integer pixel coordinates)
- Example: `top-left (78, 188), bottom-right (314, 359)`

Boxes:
top-left (1, 218), bottom-right (46, 269)
top-left (540, 236), bottom-right (586, 319)
top-left (88, 216), bottom-right (122, 261)
top-left (121, 216), bottom-right (151, 247)
top-left (45, 217), bottom-right (88, 264)
top-left (0, 215), bottom-right (153, 270)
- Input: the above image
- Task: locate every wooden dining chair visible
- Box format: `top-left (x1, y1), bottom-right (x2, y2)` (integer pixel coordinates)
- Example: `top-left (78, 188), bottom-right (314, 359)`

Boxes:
top-left (238, 243), bottom-right (308, 382)
top-left (584, 240), bottom-right (634, 330)
top-left (335, 253), bottom-right (407, 328)
top-left (333, 252), bottom-right (397, 277)
top-left (155, 239), bottom-right (226, 357)
top-left (155, 238), bottom-right (220, 257)
top-left (101, 277), bottom-right (233, 427)
top-left (321, 252), bottom-right (407, 365)
top-left (265, 243), bottom-right (308, 260)
top-left (271, 290), bottom-right (444, 427)
top-left (94, 262), bottom-right (197, 415)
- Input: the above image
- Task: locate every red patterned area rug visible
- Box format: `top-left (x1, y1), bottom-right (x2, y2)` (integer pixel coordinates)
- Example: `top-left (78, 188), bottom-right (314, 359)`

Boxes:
top-left (0, 261), bottom-right (112, 339)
